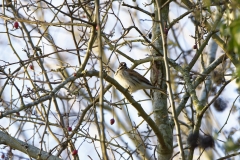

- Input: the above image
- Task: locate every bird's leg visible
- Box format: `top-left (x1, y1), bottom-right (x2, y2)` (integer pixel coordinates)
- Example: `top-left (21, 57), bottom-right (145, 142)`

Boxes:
top-left (126, 86), bottom-right (131, 93)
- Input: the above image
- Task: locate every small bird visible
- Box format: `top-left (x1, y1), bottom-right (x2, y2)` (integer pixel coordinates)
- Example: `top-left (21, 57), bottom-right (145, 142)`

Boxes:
top-left (114, 62), bottom-right (166, 94)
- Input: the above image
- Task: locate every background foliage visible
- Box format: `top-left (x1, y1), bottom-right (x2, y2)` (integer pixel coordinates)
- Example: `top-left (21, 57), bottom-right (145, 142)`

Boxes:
top-left (0, 0), bottom-right (240, 160)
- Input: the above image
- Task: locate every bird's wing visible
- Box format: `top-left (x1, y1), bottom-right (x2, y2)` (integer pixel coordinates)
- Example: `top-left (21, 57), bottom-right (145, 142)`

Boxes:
top-left (127, 69), bottom-right (152, 86)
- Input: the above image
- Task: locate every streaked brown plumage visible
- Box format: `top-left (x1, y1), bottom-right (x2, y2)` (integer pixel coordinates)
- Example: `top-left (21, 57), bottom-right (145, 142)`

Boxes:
top-left (114, 62), bottom-right (166, 94)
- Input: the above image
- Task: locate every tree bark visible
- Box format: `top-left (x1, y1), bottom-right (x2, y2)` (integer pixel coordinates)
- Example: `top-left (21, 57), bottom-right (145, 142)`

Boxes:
top-left (151, 1), bottom-right (173, 159)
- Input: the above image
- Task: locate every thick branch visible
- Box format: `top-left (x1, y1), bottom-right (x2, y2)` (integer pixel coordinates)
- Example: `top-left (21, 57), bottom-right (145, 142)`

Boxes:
top-left (0, 131), bottom-right (62, 160)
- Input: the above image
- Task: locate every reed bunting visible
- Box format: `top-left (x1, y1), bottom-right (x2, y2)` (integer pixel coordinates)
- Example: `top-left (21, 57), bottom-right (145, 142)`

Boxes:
top-left (114, 62), bottom-right (166, 94)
